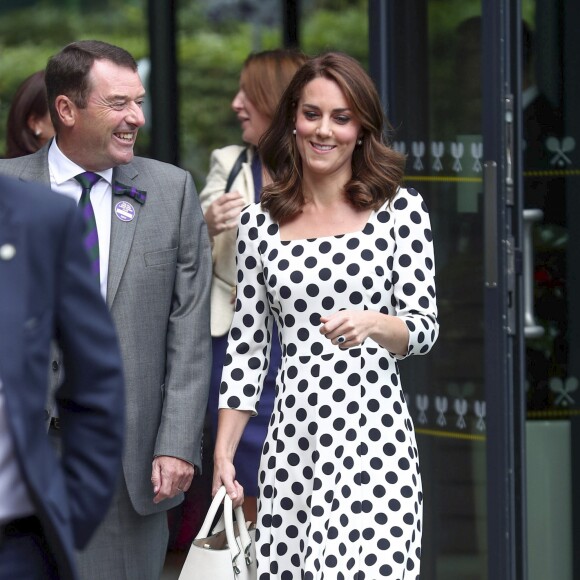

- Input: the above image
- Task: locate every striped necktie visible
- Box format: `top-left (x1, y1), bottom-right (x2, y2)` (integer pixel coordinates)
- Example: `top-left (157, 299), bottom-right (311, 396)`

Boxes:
top-left (74, 171), bottom-right (101, 281)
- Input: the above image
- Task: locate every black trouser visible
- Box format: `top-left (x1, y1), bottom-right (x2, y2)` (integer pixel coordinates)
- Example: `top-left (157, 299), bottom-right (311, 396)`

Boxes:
top-left (0, 516), bottom-right (59, 579)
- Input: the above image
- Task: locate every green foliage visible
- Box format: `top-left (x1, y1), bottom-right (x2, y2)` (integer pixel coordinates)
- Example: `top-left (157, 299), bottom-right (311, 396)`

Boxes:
top-left (302, 7), bottom-right (368, 66)
top-left (177, 31), bottom-right (248, 182)
top-left (0, 7), bottom-right (77, 47)
top-left (0, 0), bottom-right (369, 184)
top-left (304, 0), bottom-right (366, 12)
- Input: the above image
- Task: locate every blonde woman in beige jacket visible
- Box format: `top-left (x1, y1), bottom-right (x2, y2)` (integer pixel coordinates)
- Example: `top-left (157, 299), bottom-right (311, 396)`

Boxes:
top-left (200, 49), bottom-right (306, 522)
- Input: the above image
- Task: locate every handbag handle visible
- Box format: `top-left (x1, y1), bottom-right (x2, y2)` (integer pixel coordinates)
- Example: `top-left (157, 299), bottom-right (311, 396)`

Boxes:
top-left (223, 494), bottom-right (254, 571)
top-left (196, 486), bottom-right (254, 573)
top-left (195, 486), bottom-right (228, 539)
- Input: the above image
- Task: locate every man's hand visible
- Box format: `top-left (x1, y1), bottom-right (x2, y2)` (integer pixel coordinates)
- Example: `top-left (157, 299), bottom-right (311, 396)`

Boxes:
top-left (151, 455), bottom-right (194, 504)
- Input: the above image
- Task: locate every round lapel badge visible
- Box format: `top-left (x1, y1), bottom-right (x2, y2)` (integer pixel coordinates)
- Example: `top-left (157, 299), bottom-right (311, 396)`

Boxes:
top-left (0, 243), bottom-right (16, 261)
top-left (115, 200), bottom-right (135, 222)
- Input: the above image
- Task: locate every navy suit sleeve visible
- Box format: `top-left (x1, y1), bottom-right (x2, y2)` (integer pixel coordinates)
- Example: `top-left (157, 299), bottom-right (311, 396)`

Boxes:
top-left (53, 202), bottom-right (125, 549)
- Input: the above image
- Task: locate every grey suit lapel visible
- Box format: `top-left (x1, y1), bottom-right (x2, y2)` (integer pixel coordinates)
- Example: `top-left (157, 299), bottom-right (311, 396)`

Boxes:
top-left (107, 164), bottom-right (143, 308)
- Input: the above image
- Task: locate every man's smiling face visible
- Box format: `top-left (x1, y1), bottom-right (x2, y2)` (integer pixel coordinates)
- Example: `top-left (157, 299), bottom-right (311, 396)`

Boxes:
top-left (65, 59), bottom-right (146, 171)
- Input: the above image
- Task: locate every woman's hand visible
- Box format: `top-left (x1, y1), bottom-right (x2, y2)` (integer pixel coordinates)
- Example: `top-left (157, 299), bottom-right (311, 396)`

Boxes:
top-left (320, 310), bottom-right (374, 348)
top-left (212, 458), bottom-right (245, 508)
top-left (213, 408), bottom-right (251, 507)
top-left (204, 191), bottom-right (246, 238)
top-left (320, 310), bottom-right (409, 356)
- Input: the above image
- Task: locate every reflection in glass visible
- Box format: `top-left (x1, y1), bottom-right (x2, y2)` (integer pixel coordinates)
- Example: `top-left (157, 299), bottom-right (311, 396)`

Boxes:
top-left (522, 3), bottom-right (577, 578)
top-left (390, 4), bottom-right (488, 578)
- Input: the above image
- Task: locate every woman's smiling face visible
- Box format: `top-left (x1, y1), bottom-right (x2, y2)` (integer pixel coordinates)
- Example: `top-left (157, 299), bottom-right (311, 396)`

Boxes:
top-left (294, 76), bottom-right (361, 182)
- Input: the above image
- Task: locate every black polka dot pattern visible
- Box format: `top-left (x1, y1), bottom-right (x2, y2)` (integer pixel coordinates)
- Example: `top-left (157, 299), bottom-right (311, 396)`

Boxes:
top-left (220, 188), bottom-right (438, 578)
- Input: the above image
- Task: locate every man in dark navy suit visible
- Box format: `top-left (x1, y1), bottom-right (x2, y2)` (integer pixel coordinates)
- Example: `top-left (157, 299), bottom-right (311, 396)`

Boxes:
top-left (0, 174), bottom-right (125, 579)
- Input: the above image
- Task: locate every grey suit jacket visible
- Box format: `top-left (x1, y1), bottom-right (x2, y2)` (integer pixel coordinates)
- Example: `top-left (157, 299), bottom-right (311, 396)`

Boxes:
top-left (0, 145), bottom-right (212, 516)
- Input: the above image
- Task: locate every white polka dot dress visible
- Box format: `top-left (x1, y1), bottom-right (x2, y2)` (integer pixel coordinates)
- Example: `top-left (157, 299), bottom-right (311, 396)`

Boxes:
top-left (219, 187), bottom-right (439, 579)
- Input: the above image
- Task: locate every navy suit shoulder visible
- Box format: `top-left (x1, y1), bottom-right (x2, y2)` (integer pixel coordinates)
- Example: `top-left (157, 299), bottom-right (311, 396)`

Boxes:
top-left (0, 171), bottom-right (75, 218)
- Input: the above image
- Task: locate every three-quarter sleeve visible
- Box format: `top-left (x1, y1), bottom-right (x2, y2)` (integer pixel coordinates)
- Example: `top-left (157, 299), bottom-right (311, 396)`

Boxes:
top-left (218, 204), bottom-right (273, 414)
top-left (390, 187), bottom-right (439, 359)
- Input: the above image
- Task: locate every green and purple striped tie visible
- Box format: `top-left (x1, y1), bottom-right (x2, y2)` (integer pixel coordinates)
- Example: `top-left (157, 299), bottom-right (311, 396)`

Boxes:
top-left (74, 171), bottom-right (101, 281)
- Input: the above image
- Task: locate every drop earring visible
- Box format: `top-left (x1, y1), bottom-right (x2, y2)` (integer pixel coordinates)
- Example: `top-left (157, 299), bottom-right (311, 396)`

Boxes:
top-left (357, 139), bottom-right (362, 146)
top-left (293, 129), bottom-right (296, 135)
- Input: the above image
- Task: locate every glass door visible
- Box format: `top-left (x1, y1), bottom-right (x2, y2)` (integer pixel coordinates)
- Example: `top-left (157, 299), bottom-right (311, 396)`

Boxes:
top-left (369, 1), bottom-right (523, 578)
top-left (522, 0), bottom-right (580, 578)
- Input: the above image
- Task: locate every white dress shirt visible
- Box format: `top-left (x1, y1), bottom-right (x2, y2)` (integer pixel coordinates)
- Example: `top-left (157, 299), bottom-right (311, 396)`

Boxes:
top-left (0, 378), bottom-right (35, 524)
top-left (48, 140), bottom-right (112, 300)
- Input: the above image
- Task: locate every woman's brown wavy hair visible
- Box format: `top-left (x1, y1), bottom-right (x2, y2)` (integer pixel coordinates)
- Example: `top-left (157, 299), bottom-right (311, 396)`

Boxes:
top-left (259, 51), bottom-right (406, 224)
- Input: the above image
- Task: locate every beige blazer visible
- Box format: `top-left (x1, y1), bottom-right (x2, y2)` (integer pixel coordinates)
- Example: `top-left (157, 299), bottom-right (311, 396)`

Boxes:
top-left (199, 145), bottom-right (255, 336)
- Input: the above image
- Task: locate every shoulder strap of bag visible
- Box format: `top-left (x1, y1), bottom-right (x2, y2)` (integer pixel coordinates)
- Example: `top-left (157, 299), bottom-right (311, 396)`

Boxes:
top-left (225, 147), bottom-right (248, 193)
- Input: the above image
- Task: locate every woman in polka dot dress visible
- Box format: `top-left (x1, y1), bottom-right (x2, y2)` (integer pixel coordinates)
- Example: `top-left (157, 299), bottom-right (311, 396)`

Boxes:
top-left (212, 52), bottom-right (439, 580)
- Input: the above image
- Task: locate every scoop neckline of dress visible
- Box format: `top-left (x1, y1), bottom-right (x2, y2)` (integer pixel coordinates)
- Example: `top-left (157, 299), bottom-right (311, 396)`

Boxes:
top-left (277, 200), bottom-right (386, 243)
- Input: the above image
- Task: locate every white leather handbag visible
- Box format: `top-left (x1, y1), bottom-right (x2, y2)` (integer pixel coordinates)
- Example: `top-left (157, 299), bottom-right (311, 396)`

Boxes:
top-left (178, 486), bottom-right (257, 580)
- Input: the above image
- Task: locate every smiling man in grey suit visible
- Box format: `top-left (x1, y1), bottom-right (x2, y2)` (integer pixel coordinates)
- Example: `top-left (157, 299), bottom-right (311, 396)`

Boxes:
top-left (0, 40), bottom-right (212, 579)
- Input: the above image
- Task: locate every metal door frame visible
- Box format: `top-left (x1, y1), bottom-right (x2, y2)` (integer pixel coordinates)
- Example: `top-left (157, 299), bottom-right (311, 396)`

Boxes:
top-left (482, 0), bottom-right (527, 578)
